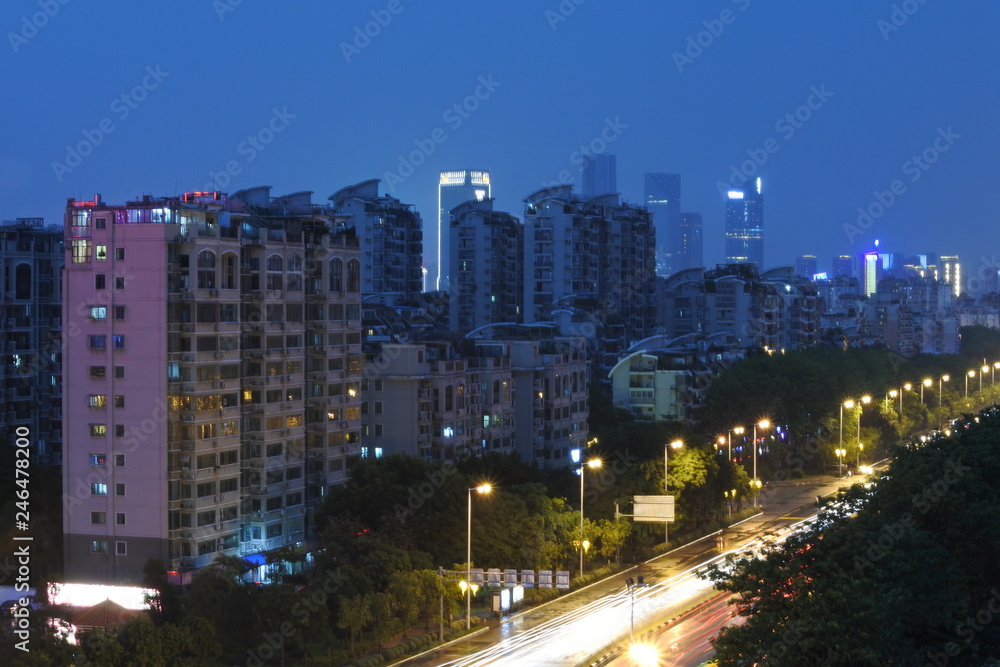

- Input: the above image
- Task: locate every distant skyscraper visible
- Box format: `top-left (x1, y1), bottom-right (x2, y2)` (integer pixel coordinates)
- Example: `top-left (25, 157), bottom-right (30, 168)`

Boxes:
top-left (832, 254), bottom-right (854, 278)
top-left (437, 170), bottom-right (490, 291)
top-left (582, 154), bottom-right (617, 197)
top-left (863, 252), bottom-right (879, 296)
top-left (796, 255), bottom-right (818, 279)
top-left (724, 179), bottom-right (764, 268)
top-left (941, 254), bottom-right (961, 297)
top-left (679, 212), bottom-right (703, 270)
top-left (644, 173), bottom-right (681, 275)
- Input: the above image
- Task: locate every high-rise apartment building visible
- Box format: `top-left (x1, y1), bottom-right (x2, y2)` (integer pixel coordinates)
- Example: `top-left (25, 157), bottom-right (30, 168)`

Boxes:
top-left (644, 173), bottom-right (681, 276)
top-left (436, 170), bottom-right (490, 291)
top-left (582, 154), bottom-right (617, 197)
top-left (329, 179), bottom-right (423, 301)
top-left (522, 186), bottom-right (656, 343)
top-left (449, 198), bottom-right (523, 332)
top-left (832, 254), bottom-right (855, 279)
top-left (1, 218), bottom-right (63, 465)
top-left (796, 255), bottom-right (818, 279)
top-left (62, 190), bottom-right (363, 583)
top-left (724, 179), bottom-right (764, 269)
top-left (679, 212), bottom-right (703, 271)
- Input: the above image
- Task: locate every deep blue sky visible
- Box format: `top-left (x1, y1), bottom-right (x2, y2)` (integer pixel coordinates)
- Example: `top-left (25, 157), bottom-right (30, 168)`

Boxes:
top-left (3, 0), bottom-right (997, 281)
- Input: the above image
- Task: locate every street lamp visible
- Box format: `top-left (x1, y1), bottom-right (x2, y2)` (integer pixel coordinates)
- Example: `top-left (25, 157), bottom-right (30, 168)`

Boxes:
top-left (579, 458), bottom-right (601, 577)
top-left (939, 375), bottom-right (950, 407)
top-left (994, 363), bottom-right (1000, 387)
top-left (839, 399), bottom-right (853, 476)
top-left (664, 440), bottom-right (683, 544)
top-left (752, 420), bottom-right (770, 506)
top-left (465, 483), bottom-right (491, 629)
top-left (886, 389), bottom-right (898, 418)
top-left (966, 370), bottom-right (975, 398)
top-left (835, 447), bottom-right (847, 477)
top-left (982, 365), bottom-right (989, 392)
top-left (857, 442), bottom-right (864, 468)
top-left (728, 426), bottom-right (744, 463)
top-left (921, 378), bottom-right (932, 404)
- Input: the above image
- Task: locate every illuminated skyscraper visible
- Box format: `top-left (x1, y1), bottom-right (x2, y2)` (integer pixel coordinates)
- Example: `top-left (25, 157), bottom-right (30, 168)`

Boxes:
top-left (644, 173), bottom-right (681, 275)
top-left (436, 170), bottom-right (490, 291)
top-left (724, 179), bottom-right (764, 269)
top-left (864, 251), bottom-right (879, 296)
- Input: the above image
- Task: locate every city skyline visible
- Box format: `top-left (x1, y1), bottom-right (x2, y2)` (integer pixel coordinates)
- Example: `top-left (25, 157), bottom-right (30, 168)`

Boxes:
top-left (3, 2), bottom-right (997, 282)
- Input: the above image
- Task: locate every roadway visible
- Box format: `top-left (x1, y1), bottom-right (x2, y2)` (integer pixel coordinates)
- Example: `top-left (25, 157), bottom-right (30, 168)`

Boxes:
top-left (397, 472), bottom-right (857, 667)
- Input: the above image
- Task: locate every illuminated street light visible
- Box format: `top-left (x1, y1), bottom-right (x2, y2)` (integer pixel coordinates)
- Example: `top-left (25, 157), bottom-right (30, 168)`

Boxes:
top-left (835, 447), bottom-right (847, 477)
top-left (664, 440), bottom-right (682, 544)
top-left (579, 458), bottom-right (601, 577)
top-left (966, 370), bottom-right (976, 398)
top-left (921, 378), bottom-right (932, 404)
top-left (982, 365), bottom-right (989, 392)
top-left (939, 375), bottom-right (950, 407)
top-left (629, 642), bottom-right (660, 667)
top-left (752, 420), bottom-right (770, 506)
top-left (857, 442), bottom-right (864, 468)
top-left (465, 483), bottom-right (492, 629)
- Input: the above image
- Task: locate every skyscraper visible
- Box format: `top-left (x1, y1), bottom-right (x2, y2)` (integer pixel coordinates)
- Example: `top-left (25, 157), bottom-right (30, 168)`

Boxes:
top-left (796, 254), bottom-right (818, 279)
top-left (437, 170), bottom-right (490, 291)
top-left (582, 154), bottom-right (617, 197)
top-left (832, 254), bottom-right (855, 278)
top-left (644, 173), bottom-right (681, 276)
top-left (724, 178), bottom-right (764, 269)
top-left (679, 212), bottom-right (704, 271)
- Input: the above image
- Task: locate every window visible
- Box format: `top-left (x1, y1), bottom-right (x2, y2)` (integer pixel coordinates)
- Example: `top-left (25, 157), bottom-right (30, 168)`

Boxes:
top-left (95, 274), bottom-right (106, 289)
top-left (374, 424), bottom-right (383, 437)
top-left (347, 259), bottom-right (360, 292)
top-left (266, 524), bottom-right (282, 539)
top-left (95, 217), bottom-right (107, 230)
top-left (90, 424), bottom-right (107, 436)
top-left (88, 395), bottom-right (107, 408)
top-left (89, 453), bottom-right (106, 466)
top-left (114, 395), bottom-right (125, 408)
top-left (115, 366), bottom-right (125, 379)
top-left (115, 425), bottom-right (125, 437)
top-left (91, 512), bottom-right (107, 525)
top-left (114, 305), bottom-right (126, 320)
top-left (89, 306), bottom-right (107, 320)
top-left (115, 248), bottom-right (125, 261)
top-left (219, 478), bottom-right (238, 493)
top-left (89, 335), bottom-right (107, 350)
top-left (197, 511), bottom-right (216, 527)
top-left (219, 450), bottom-right (238, 466)
top-left (115, 483), bottom-right (125, 496)
top-left (95, 245), bottom-right (108, 261)
top-left (91, 540), bottom-right (108, 554)
top-left (115, 276), bottom-right (125, 290)
top-left (89, 366), bottom-right (106, 379)
top-left (91, 483), bottom-right (108, 496)
top-left (115, 541), bottom-right (127, 556)
top-left (266, 497), bottom-right (282, 511)
top-left (329, 258), bottom-right (343, 291)
top-left (197, 250), bottom-right (216, 289)
top-left (116, 513), bottom-right (126, 526)
top-left (196, 482), bottom-right (216, 497)
top-left (72, 240), bottom-right (92, 263)
top-left (374, 401), bottom-right (383, 415)
top-left (115, 454), bottom-right (126, 467)
top-left (113, 335), bottom-right (126, 350)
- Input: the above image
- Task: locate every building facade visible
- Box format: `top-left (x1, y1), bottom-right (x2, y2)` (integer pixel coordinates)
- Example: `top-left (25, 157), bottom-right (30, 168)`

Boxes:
top-left (436, 170), bottom-right (490, 291)
top-left (329, 179), bottom-right (423, 302)
top-left (449, 198), bottom-right (523, 333)
top-left (724, 180), bottom-right (764, 269)
top-left (62, 190), bottom-right (363, 583)
top-left (1, 218), bottom-right (63, 464)
top-left (644, 173), bottom-right (681, 276)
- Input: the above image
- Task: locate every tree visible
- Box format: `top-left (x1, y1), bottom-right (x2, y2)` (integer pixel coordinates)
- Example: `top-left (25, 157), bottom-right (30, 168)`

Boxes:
top-left (387, 571), bottom-right (421, 637)
top-left (337, 593), bottom-right (371, 653)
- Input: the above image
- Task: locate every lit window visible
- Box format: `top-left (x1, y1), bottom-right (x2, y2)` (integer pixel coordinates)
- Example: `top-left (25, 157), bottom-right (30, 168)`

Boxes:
top-left (91, 540), bottom-right (108, 554)
top-left (89, 306), bottom-right (107, 320)
top-left (89, 453), bottom-right (106, 466)
top-left (95, 245), bottom-right (108, 261)
top-left (113, 335), bottom-right (126, 350)
top-left (88, 395), bottom-right (107, 408)
top-left (90, 424), bottom-right (107, 436)
top-left (91, 483), bottom-right (108, 496)
top-left (88, 335), bottom-right (107, 349)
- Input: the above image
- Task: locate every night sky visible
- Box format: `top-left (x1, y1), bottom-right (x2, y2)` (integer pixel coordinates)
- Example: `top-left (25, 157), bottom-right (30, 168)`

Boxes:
top-left (3, 0), bottom-right (997, 281)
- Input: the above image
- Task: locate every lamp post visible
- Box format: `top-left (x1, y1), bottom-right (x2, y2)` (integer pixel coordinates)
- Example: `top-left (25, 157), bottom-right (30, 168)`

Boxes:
top-left (857, 396), bottom-right (870, 466)
top-left (966, 370), bottom-right (975, 398)
top-left (982, 366), bottom-right (989, 392)
top-left (839, 399), bottom-right (852, 477)
top-left (465, 484), bottom-right (491, 629)
top-left (728, 426), bottom-right (744, 462)
top-left (857, 443), bottom-right (864, 468)
top-left (752, 420), bottom-right (770, 506)
top-left (664, 440), bottom-right (682, 544)
top-left (887, 389), bottom-right (898, 418)
top-left (939, 375), bottom-right (950, 407)
top-left (994, 363), bottom-right (1000, 387)
top-left (920, 379), bottom-right (932, 404)
top-left (901, 383), bottom-right (911, 415)
top-left (835, 448), bottom-right (847, 477)
top-left (579, 458), bottom-right (601, 577)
